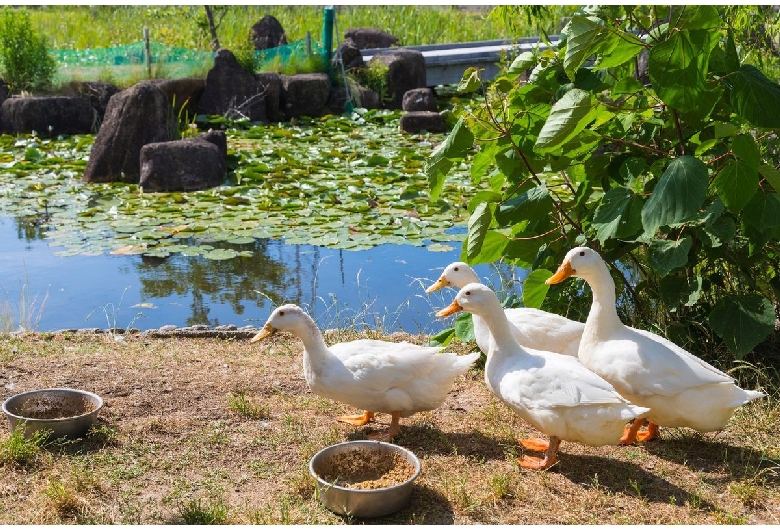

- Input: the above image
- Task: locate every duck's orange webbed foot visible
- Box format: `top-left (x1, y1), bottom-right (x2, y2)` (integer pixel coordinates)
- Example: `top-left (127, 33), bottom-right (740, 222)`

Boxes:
top-left (619, 418), bottom-right (644, 445)
top-left (366, 410), bottom-right (401, 441)
top-left (517, 436), bottom-right (560, 471)
top-left (519, 437), bottom-right (549, 452)
top-left (635, 421), bottom-right (660, 442)
top-left (336, 410), bottom-right (375, 426)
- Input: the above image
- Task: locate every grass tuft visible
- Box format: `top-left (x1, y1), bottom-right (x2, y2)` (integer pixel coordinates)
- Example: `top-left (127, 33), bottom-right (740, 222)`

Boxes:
top-left (228, 390), bottom-right (269, 420)
top-left (178, 497), bottom-right (230, 525)
top-left (0, 424), bottom-right (49, 466)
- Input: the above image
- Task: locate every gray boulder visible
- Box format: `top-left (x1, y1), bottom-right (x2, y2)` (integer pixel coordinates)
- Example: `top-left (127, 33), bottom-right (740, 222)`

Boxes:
top-left (197, 48), bottom-right (266, 122)
top-left (139, 131), bottom-right (227, 192)
top-left (83, 82), bottom-right (175, 184)
top-left (402, 88), bottom-right (438, 112)
top-left (399, 111), bottom-right (447, 134)
top-left (344, 28), bottom-right (398, 49)
top-left (146, 78), bottom-right (205, 122)
top-left (369, 49), bottom-right (426, 110)
top-left (281, 73), bottom-right (331, 118)
top-left (256, 72), bottom-right (282, 122)
top-left (250, 15), bottom-right (288, 50)
top-left (58, 81), bottom-right (120, 125)
top-left (335, 39), bottom-right (364, 71)
top-left (0, 95), bottom-right (95, 135)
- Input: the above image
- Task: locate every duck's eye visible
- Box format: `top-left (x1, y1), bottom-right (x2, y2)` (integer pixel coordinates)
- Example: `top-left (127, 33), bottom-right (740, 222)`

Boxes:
top-left (465, 291), bottom-right (471, 295)
top-left (453, 267), bottom-right (459, 272)
top-left (579, 251), bottom-right (585, 256)
top-left (279, 311), bottom-right (285, 316)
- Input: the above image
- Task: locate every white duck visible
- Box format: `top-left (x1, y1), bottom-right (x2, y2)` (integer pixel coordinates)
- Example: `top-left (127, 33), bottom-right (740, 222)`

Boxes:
top-left (437, 283), bottom-right (649, 470)
top-left (250, 304), bottom-right (480, 441)
top-left (546, 246), bottom-right (766, 444)
top-left (426, 262), bottom-right (584, 357)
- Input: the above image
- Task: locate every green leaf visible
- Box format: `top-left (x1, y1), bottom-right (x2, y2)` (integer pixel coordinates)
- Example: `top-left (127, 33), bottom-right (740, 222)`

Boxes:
top-left (708, 294), bottom-right (775, 357)
top-left (563, 16), bottom-right (606, 80)
top-left (612, 76), bottom-right (645, 96)
top-left (507, 51), bottom-right (536, 76)
top-left (660, 274), bottom-right (703, 309)
top-left (731, 134), bottom-right (760, 169)
top-left (728, 65), bottom-right (780, 128)
top-left (648, 29), bottom-right (711, 112)
top-left (535, 89), bottom-right (595, 153)
top-left (742, 192), bottom-right (780, 232)
top-left (457, 67), bottom-right (481, 93)
top-left (466, 202), bottom-right (492, 261)
top-left (641, 156), bottom-right (709, 235)
top-left (523, 268), bottom-right (552, 309)
top-left (496, 185), bottom-right (553, 225)
top-left (427, 116), bottom-right (474, 201)
top-left (594, 32), bottom-right (644, 70)
top-left (648, 236), bottom-right (692, 277)
top-left (759, 164), bottom-right (780, 193)
top-left (592, 187), bottom-right (644, 242)
top-left (711, 160), bottom-right (758, 214)
top-left (454, 312), bottom-right (476, 343)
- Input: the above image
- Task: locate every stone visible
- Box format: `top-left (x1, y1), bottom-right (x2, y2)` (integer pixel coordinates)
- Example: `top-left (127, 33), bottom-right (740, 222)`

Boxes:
top-left (250, 15), bottom-right (288, 50)
top-left (399, 111), bottom-right (447, 134)
top-left (255, 72), bottom-right (282, 122)
top-left (357, 86), bottom-right (382, 110)
top-left (139, 133), bottom-right (227, 192)
top-left (281, 73), bottom-right (331, 118)
top-left (58, 81), bottom-right (120, 125)
top-left (197, 49), bottom-right (266, 122)
top-left (0, 95), bottom-right (96, 135)
top-left (344, 27), bottom-right (399, 49)
top-left (369, 49), bottom-right (426, 110)
top-left (335, 39), bottom-right (364, 71)
top-left (82, 82), bottom-right (175, 184)
top-left (402, 88), bottom-right (438, 112)
top-left (146, 78), bottom-right (206, 122)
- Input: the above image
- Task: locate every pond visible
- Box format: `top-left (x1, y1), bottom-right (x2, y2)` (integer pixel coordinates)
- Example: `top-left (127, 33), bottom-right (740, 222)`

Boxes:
top-left (1, 216), bottom-right (522, 333)
top-left (0, 109), bottom-right (525, 333)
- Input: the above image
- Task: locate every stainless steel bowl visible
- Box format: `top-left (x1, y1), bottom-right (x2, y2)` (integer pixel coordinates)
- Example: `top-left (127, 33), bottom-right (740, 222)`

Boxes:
top-left (2, 388), bottom-right (103, 440)
top-left (309, 440), bottom-right (421, 518)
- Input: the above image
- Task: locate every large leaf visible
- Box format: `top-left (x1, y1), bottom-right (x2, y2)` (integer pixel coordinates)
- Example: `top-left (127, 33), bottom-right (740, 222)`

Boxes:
top-left (711, 159), bottom-right (758, 214)
top-left (742, 192), bottom-right (780, 232)
top-left (496, 185), bottom-right (553, 225)
top-left (648, 29), bottom-right (711, 113)
top-left (466, 202), bottom-right (492, 261)
top-left (641, 156), bottom-right (709, 235)
top-left (758, 164), bottom-right (780, 193)
top-left (708, 294), bottom-right (776, 357)
top-left (534, 89), bottom-right (596, 153)
top-left (523, 268), bottom-right (552, 309)
top-left (660, 274), bottom-right (703, 309)
top-left (427, 116), bottom-right (474, 201)
top-left (563, 16), bottom-right (606, 80)
top-left (468, 230), bottom-right (508, 266)
top-left (648, 236), bottom-right (692, 277)
top-left (592, 187), bottom-right (644, 242)
top-left (594, 32), bottom-right (644, 70)
top-left (728, 65), bottom-right (780, 128)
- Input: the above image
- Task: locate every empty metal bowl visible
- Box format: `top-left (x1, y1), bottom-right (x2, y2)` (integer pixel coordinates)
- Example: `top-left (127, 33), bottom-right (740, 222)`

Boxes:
top-left (309, 440), bottom-right (421, 518)
top-left (2, 388), bottom-right (103, 440)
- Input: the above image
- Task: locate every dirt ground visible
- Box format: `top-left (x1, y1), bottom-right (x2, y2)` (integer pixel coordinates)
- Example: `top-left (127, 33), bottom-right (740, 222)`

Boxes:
top-left (0, 330), bottom-right (778, 524)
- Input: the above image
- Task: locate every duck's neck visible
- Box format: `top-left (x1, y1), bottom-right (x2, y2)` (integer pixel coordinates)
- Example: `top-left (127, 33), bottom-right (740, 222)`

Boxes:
top-left (291, 315), bottom-right (332, 375)
top-left (474, 302), bottom-right (522, 362)
top-left (581, 262), bottom-right (623, 339)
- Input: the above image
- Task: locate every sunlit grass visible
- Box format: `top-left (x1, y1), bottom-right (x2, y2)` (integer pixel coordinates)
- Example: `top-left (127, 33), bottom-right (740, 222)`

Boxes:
top-left (0, 277), bottom-right (48, 333)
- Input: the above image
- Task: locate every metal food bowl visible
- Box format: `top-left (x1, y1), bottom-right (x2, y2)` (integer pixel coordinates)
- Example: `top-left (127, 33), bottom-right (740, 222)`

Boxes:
top-left (309, 440), bottom-right (421, 518)
top-left (2, 388), bottom-right (103, 440)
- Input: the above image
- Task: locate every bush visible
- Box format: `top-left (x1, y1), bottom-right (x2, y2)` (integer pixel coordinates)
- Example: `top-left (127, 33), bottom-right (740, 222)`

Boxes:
top-left (0, 8), bottom-right (57, 94)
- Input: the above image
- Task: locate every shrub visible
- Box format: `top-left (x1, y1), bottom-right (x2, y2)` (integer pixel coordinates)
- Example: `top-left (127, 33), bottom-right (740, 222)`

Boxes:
top-left (0, 8), bottom-right (57, 94)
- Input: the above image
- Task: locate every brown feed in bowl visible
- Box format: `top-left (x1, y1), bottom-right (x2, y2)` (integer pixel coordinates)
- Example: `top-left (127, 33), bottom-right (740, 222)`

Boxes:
top-left (317, 448), bottom-right (416, 490)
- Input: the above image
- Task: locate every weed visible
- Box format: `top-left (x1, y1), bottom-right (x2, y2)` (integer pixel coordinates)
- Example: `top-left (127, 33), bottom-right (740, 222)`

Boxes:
top-left (0, 424), bottom-right (48, 466)
top-left (489, 471), bottom-right (513, 500)
top-left (228, 390), bottom-right (268, 419)
top-left (0, 277), bottom-right (48, 333)
top-left (84, 286), bottom-right (145, 334)
top-left (44, 478), bottom-right (85, 518)
top-left (178, 497), bottom-right (230, 524)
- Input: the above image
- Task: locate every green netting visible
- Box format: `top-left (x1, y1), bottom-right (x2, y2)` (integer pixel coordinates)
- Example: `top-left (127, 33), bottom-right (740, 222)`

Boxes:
top-left (51, 39), bottom-right (327, 85)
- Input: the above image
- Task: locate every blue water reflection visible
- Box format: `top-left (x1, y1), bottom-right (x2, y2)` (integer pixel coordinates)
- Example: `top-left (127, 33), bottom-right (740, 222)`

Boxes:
top-left (1, 217), bottom-right (524, 333)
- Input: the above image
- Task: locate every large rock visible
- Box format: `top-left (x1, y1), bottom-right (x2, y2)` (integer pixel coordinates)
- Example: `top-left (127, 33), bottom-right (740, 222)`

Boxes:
top-left (256, 72), bottom-right (282, 122)
top-left (250, 15), bottom-right (288, 50)
top-left (0, 80), bottom-right (7, 107)
top-left (399, 111), bottom-right (447, 134)
top-left (197, 48), bottom-right (266, 122)
top-left (139, 132), bottom-right (227, 192)
top-left (0, 95), bottom-right (95, 135)
top-left (58, 81), bottom-right (120, 125)
top-left (335, 39), bottom-right (364, 71)
top-left (281, 73), bottom-right (331, 118)
top-left (146, 78), bottom-right (206, 122)
top-left (344, 27), bottom-right (398, 49)
top-left (369, 49), bottom-right (426, 110)
top-left (402, 88), bottom-right (438, 112)
top-left (83, 82), bottom-right (175, 184)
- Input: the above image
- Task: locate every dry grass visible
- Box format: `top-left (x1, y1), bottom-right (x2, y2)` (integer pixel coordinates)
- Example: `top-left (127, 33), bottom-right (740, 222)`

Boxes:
top-left (0, 331), bottom-right (777, 524)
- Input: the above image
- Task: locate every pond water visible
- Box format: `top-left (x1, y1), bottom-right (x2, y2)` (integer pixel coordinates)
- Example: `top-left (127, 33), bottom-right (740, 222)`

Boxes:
top-left (1, 216), bottom-right (523, 334)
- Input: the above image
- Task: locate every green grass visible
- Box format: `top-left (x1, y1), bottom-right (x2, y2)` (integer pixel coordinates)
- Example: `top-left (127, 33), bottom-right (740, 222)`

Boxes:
top-left (178, 497), bottom-right (230, 524)
top-left (0, 424), bottom-right (49, 466)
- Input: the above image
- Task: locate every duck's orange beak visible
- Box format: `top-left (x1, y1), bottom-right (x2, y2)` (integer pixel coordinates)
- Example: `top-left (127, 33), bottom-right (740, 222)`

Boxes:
top-left (250, 323), bottom-right (276, 343)
top-left (545, 260), bottom-right (575, 285)
top-left (425, 275), bottom-right (449, 294)
top-left (436, 300), bottom-right (463, 317)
